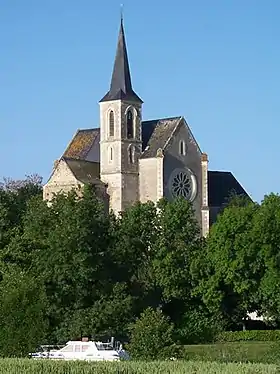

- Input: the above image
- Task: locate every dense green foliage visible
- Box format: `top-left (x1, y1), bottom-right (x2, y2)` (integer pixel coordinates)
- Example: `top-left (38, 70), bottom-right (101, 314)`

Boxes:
top-left (215, 330), bottom-right (280, 342)
top-left (0, 359), bottom-right (278, 374)
top-left (0, 270), bottom-right (48, 357)
top-left (0, 178), bottom-right (204, 355)
top-left (194, 193), bottom-right (280, 330)
top-left (128, 307), bottom-right (174, 359)
top-left (1, 175), bottom-right (280, 358)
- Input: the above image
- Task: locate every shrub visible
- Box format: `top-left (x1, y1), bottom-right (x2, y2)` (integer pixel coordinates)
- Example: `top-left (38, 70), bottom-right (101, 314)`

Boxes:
top-left (127, 307), bottom-right (174, 360)
top-left (160, 344), bottom-right (184, 359)
top-left (175, 309), bottom-right (224, 344)
top-left (215, 330), bottom-right (280, 342)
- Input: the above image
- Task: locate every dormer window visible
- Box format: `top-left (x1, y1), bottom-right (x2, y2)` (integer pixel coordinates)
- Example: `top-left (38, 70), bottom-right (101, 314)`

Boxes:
top-left (109, 110), bottom-right (114, 137)
top-left (179, 140), bottom-right (186, 156)
top-left (127, 110), bottom-right (133, 139)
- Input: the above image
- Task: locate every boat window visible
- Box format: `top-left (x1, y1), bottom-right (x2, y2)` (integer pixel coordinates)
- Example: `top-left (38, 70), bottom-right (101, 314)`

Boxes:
top-left (82, 345), bottom-right (89, 352)
top-left (60, 345), bottom-right (73, 352)
top-left (74, 345), bottom-right (81, 352)
top-left (96, 343), bottom-right (105, 351)
top-left (96, 343), bottom-right (113, 351)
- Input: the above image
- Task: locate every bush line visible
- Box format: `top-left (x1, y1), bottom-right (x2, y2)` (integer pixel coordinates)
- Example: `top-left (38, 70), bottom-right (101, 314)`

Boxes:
top-left (215, 330), bottom-right (280, 342)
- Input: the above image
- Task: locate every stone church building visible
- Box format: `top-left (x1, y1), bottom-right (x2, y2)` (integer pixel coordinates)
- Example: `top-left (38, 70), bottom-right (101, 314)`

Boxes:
top-left (43, 20), bottom-right (249, 236)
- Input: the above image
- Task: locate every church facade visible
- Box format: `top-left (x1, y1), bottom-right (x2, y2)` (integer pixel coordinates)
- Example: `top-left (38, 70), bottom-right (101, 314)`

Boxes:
top-left (43, 20), bottom-right (249, 236)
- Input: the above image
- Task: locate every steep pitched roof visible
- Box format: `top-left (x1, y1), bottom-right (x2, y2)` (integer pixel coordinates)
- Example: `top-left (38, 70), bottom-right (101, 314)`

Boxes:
top-left (63, 157), bottom-right (101, 185)
top-left (141, 117), bottom-right (182, 158)
top-left (208, 170), bottom-right (249, 206)
top-left (63, 129), bottom-right (100, 160)
top-left (100, 19), bottom-right (142, 103)
top-left (62, 117), bottom-right (183, 162)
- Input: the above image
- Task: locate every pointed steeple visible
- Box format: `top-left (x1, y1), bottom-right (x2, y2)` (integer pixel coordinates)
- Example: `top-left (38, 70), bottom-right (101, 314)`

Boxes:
top-left (100, 19), bottom-right (143, 103)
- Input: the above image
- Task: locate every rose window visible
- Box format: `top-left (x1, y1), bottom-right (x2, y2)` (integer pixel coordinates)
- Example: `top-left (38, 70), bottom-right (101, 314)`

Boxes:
top-left (171, 171), bottom-right (192, 199)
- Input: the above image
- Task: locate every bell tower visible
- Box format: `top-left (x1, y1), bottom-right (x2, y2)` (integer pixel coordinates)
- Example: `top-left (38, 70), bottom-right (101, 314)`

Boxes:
top-left (99, 18), bottom-right (143, 214)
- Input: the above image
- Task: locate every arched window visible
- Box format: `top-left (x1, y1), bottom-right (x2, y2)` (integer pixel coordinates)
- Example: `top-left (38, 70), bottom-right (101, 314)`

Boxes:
top-left (109, 110), bottom-right (114, 137)
top-left (128, 145), bottom-right (134, 163)
top-left (179, 140), bottom-right (186, 156)
top-left (127, 110), bottom-right (133, 139)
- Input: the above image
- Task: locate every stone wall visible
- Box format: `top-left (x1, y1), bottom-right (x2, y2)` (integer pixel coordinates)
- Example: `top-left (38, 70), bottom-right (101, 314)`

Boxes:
top-left (139, 155), bottom-right (163, 204)
top-left (99, 173), bottom-right (122, 214)
top-left (43, 159), bottom-right (82, 201)
top-left (163, 119), bottom-right (203, 228)
top-left (43, 159), bottom-right (108, 210)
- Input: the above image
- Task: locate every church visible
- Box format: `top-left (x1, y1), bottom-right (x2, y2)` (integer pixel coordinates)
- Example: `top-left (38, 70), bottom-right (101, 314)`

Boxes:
top-left (43, 19), bottom-right (249, 236)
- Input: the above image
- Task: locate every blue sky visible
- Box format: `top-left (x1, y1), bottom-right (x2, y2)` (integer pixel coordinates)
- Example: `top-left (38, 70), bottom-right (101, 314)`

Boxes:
top-left (0, 0), bottom-right (279, 202)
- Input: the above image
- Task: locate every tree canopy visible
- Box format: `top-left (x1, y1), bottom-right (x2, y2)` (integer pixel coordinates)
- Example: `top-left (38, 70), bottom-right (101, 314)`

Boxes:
top-left (0, 175), bottom-right (280, 356)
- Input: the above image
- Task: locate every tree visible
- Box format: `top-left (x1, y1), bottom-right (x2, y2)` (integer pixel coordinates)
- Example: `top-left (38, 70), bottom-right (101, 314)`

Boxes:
top-left (1, 194), bottom-right (51, 271)
top-left (0, 174), bottom-right (42, 192)
top-left (112, 201), bottom-right (159, 313)
top-left (1, 185), bottom-right (115, 342)
top-left (0, 175), bottom-right (42, 250)
top-left (224, 191), bottom-right (253, 208)
top-left (0, 180), bottom-right (237, 346)
top-left (112, 198), bottom-right (210, 343)
top-left (195, 198), bottom-right (260, 328)
top-left (148, 197), bottom-right (204, 336)
top-left (0, 267), bottom-right (48, 357)
top-left (174, 305), bottom-right (224, 344)
top-left (128, 307), bottom-right (174, 360)
top-left (111, 197), bottom-right (205, 340)
top-left (153, 198), bottom-right (201, 303)
top-left (36, 186), bottom-right (115, 340)
top-left (55, 283), bottom-right (135, 342)
top-left (253, 194), bottom-right (280, 321)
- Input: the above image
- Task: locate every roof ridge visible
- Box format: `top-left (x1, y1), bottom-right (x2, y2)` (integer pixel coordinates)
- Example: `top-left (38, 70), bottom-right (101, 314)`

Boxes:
top-left (208, 170), bottom-right (231, 174)
top-left (142, 116), bottom-right (181, 124)
top-left (63, 157), bottom-right (99, 165)
top-left (77, 128), bottom-right (100, 132)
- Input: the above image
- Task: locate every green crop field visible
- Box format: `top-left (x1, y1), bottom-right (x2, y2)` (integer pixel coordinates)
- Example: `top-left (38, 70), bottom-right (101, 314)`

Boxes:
top-left (182, 342), bottom-right (280, 363)
top-left (0, 359), bottom-right (278, 374)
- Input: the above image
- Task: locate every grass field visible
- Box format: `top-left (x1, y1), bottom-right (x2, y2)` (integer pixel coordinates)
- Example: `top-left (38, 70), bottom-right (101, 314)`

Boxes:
top-left (0, 359), bottom-right (278, 374)
top-left (183, 342), bottom-right (280, 363)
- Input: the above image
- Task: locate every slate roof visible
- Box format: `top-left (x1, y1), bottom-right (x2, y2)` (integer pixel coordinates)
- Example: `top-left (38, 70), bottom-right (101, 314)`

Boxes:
top-left (141, 117), bottom-right (182, 158)
top-left (63, 129), bottom-right (100, 160)
top-left (100, 19), bottom-right (142, 103)
top-left (63, 157), bottom-right (101, 185)
top-left (208, 171), bottom-right (249, 206)
top-left (63, 117), bottom-right (181, 161)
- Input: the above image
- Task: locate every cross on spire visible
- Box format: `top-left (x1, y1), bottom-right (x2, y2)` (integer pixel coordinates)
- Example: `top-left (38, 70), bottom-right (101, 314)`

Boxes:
top-left (120, 4), bottom-right (124, 22)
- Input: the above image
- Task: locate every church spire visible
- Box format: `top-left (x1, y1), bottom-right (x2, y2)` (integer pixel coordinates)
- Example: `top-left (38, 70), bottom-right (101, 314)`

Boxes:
top-left (100, 18), bottom-right (143, 103)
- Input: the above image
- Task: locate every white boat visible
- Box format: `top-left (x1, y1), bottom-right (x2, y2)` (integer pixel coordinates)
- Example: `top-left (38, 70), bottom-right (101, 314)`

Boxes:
top-left (29, 345), bottom-right (63, 359)
top-left (29, 340), bottom-right (129, 361)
